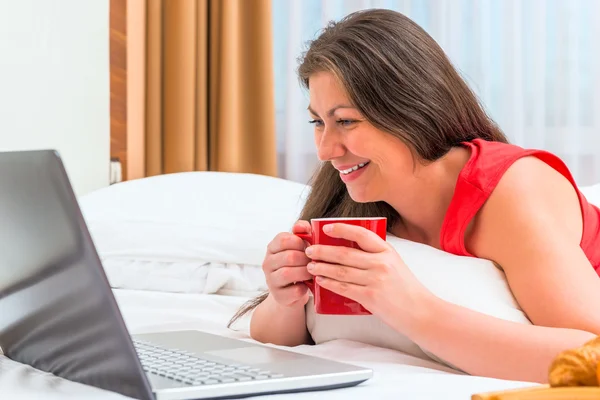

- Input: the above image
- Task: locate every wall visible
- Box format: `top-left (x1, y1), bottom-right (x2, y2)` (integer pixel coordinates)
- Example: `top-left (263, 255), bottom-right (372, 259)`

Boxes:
top-left (0, 0), bottom-right (110, 196)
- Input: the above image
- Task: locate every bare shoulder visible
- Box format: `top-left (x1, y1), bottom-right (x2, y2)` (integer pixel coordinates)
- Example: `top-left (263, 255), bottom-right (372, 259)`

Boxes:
top-left (467, 155), bottom-right (583, 260)
top-left (465, 156), bottom-right (600, 332)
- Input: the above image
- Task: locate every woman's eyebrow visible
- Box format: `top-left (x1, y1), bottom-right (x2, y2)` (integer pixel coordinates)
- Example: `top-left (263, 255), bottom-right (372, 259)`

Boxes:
top-left (307, 104), bottom-right (357, 117)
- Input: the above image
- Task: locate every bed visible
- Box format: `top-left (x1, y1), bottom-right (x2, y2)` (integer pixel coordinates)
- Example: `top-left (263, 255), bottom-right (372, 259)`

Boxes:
top-left (1, 172), bottom-right (599, 400)
top-left (1, 289), bottom-right (537, 400)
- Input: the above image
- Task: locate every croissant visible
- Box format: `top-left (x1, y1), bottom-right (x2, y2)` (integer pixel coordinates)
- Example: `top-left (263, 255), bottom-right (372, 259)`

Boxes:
top-left (548, 336), bottom-right (600, 387)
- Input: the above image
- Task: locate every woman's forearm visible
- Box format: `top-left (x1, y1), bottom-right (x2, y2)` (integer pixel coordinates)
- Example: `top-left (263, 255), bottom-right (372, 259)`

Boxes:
top-left (249, 293), bottom-right (312, 347)
top-left (403, 293), bottom-right (597, 383)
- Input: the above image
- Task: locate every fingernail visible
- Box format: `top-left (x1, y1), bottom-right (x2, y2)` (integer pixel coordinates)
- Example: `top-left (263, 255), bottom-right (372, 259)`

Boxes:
top-left (305, 246), bottom-right (313, 256)
top-left (307, 262), bottom-right (315, 271)
top-left (323, 224), bottom-right (333, 233)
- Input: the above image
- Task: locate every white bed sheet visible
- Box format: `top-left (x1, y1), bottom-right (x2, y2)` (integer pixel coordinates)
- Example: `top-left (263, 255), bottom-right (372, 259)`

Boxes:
top-left (0, 289), bottom-right (539, 400)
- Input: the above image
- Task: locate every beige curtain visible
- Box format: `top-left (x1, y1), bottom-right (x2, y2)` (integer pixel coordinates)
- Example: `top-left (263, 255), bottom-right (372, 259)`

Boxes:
top-left (127, 0), bottom-right (277, 179)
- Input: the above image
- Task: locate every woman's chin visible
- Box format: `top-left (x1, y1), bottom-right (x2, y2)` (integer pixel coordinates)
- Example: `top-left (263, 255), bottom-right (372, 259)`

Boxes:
top-left (346, 187), bottom-right (374, 203)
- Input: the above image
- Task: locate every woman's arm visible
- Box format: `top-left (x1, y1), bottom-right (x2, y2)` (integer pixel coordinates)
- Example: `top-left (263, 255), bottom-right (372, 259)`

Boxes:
top-left (401, 157), bottom-right (600, 382)
top-left (405, 293), bottom-right (596, 382)
top-left (250, 292), bottom-right (312, 346)
top-left (249, 222), bottom-right (315, 347)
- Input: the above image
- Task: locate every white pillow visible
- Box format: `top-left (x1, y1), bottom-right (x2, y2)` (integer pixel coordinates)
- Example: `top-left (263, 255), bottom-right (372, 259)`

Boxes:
top-left (307, 235), bottom-right (529, 368)
top-left (79, 172), bottom-right (310, 268)
top-left (79, 172), bottom-right (308, 295)
top-left (581, 183), bottom-right (600, 207)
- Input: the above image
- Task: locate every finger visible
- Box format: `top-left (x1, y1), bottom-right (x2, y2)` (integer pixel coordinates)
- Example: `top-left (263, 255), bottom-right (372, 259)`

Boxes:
top-left (271, 266), bottom-right (313, 288)
top-left (274, 283), bottom-right (309, 306)
top-left (292, 220), bottom-right (313, 247)
top-left (306, 245), bottom-right (372, 269)
top-left (292, 220), bottom-right (311, 234)
top-left (267, 232), bottom-right (307, 254)
top-left (314, 275), bottom-right (365, 305)
top-left (263, 250), bottom-right (310, 273)
top-left (307, 262), bottom-right (368, 286)
top-left (323, 223), bottom-right (387, 253)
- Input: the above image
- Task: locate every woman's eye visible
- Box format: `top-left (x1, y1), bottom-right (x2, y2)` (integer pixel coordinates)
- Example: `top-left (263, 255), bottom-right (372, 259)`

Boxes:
top-left (337, 119), bottom-right (355, 126)
top-left (308, 119), bottom-right (324, 127)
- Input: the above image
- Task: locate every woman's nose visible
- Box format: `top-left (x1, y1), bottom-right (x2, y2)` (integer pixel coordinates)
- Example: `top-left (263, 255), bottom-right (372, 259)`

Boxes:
top-left (316, 127), bottom-right (345, 161)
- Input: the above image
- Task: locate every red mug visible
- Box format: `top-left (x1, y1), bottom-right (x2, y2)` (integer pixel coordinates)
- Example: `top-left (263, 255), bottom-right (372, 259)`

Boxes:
top-left (295, 217), bottom-right (387, 315)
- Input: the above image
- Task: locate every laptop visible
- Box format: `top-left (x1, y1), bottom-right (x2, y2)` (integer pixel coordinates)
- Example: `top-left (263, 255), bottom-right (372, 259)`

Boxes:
top-left (0, 150), bottom-right (372, 400)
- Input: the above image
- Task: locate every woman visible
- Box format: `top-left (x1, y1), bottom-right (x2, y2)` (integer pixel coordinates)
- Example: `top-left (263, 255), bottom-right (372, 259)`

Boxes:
top-left (229, 9), bottom-right (600, 383)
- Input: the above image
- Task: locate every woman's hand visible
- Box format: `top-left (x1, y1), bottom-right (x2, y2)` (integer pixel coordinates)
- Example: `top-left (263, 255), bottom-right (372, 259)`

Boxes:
top-left (262, 220), bottom-right (314, 308)
top-left (305, 223), bottom-right (432, 330)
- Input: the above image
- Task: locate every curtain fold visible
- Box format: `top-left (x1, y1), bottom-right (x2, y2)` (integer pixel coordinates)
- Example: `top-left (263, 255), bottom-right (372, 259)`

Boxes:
top-left (145, 0), bottom-right (162, 177)
top-left (210, 0), bottom-right (277, 173)
top-left (131, 0), bottom-right (277, 180)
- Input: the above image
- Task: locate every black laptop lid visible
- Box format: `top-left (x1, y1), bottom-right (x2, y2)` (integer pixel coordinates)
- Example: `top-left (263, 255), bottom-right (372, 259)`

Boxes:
top-left (0, 150), bottom-right (154, 400)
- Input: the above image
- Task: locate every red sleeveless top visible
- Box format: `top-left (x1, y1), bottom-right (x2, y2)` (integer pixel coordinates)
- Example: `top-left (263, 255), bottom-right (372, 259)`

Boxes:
top-left (440, 138), bottom-right (600, 276)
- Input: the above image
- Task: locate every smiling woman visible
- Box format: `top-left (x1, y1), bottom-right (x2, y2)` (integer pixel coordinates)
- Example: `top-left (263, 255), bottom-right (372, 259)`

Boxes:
top-left (229, 8), bottom-right (600, 384)
top-left (275, 1), bottom-right (600, 187)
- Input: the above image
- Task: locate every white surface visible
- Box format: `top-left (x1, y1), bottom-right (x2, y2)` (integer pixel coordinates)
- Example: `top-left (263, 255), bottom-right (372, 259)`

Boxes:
top-left (0, 290), bottom-right (538, 399)
top-left (0, 0), bottom-right (110, 196)
top-left (79, 172), bottom-right (310, 267)
top-left (274, 1), bottom-right (600, 186)
top-left (102, 259), bottom-right (268, 297)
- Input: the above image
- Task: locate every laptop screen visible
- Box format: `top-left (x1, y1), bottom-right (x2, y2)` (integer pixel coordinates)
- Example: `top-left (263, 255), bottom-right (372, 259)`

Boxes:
top-left (0, 151), bottom-right (154, 400)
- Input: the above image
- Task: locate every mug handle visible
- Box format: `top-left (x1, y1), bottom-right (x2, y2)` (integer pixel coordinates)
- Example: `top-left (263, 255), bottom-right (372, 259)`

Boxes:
top-left (294, 232), bottom-right (315, 292)
top-left (295, 233), bottom-right (313, 245)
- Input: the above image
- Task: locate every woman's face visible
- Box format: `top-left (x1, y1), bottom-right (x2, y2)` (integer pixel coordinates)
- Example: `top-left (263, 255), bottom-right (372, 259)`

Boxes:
top-left (308, 71), bottom-right (415, 203)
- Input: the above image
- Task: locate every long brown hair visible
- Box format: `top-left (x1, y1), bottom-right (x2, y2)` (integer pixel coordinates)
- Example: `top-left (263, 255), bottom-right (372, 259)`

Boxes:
top-left (228, 9), bottom-right (507, 327)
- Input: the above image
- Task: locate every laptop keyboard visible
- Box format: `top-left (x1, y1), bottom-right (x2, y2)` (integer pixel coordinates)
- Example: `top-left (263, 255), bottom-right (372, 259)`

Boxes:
top-left (133, 339), bottom-right (284, 386)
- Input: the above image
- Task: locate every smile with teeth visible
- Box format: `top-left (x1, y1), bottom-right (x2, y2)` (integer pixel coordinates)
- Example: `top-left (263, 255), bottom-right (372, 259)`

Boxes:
top-left (340, 162), bottom-right (370, 175)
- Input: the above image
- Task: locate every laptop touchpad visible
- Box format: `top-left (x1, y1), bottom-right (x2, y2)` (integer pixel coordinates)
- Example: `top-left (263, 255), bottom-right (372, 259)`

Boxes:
top-left (206, 346), bottom-right (303, 365)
